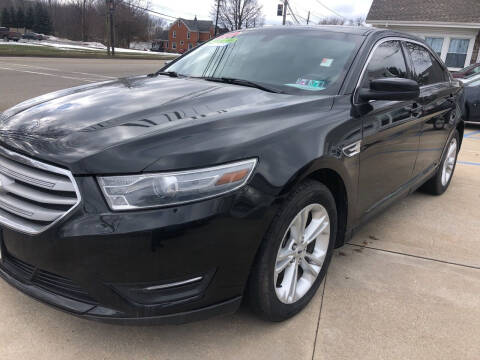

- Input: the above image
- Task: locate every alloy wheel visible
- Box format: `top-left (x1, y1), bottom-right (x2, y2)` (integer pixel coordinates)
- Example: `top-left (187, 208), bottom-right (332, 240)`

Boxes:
top-left (441, 138), bottom-right (457, 187)
top-left (274, 203), bottom-right (330, 304)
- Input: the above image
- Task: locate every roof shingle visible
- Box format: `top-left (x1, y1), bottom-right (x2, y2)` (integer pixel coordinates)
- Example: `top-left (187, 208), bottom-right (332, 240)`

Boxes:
top-left (179, 18), bottom-right (214, 32)
top-left (367, 0), bottom-right (480, 23)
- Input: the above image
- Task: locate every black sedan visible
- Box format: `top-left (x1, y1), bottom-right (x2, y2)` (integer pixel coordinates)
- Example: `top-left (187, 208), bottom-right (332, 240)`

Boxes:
top-left (22, 33), bottom-right (43, 41)
top-left (0, 26), bottom-right (463, 324)
top-left (462, 74), bottom-right (480, 122)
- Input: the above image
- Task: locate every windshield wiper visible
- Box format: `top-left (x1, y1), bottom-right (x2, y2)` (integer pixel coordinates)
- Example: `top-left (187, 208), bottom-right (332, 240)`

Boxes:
top-left (204, 77), bottom-right (283, 94)
top-left (148, 71), bottom-right (180, 78)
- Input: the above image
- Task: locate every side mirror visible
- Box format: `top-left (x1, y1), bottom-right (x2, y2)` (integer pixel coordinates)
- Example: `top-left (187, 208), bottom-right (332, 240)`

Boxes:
top-left (358, 78), bottom-right (420, 102)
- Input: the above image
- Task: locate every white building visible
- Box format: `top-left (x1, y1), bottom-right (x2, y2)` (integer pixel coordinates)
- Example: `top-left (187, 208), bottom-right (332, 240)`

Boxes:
top-left (366, 0), bottom-right (480, 71)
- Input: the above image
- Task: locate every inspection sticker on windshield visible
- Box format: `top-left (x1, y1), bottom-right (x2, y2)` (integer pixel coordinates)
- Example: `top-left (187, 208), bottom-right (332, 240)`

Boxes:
top-left (320, 58), bottom-right (334, 67)
top-left (208, 32), bottom-right (241, 46)
top-left (285, 78), bottom-right (326, 91)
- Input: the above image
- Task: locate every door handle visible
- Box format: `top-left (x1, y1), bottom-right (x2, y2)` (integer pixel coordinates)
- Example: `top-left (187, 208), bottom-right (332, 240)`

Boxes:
top-left (407, 104), bottom-right (423, 118)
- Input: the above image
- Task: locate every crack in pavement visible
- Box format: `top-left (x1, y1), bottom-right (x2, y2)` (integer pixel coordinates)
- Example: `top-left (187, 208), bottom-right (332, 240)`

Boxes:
top-left (311, 269), bottom-right (328, 360)
top-left (346, 243), bottom-right (480, 270)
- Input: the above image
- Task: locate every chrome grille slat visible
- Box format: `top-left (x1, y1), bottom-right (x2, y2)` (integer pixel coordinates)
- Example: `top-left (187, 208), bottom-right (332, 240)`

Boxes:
top-left (0, 156), bottom-right (74, 192)
top-left (0, 146), bottom-right (81, 235)
top-left (0, 208), bottom-right (44, 233)
top-left (0, 194), bottom-right (64, 221)
top-left (2, 181), bottom-right (77, 205)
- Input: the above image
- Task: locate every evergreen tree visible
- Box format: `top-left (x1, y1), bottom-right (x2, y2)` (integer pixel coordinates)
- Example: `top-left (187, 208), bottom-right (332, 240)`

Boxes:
top-left (9, 6), bottom-right (16, 29)
top-left (1, 8), bottom-right (10, 29)
top-left (16, 7), bottom-right (25, 30)
top-left (25, 7), bottom-right (34, 31)
top-left (33, 3), bottom-right (52, 35)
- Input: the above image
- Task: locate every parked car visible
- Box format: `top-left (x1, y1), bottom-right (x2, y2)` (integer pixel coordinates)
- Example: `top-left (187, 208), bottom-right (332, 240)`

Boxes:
top-left (0, 26), bottom-right (463, 324)
top-left (0, 27), bottom-right (8, 39)
top-left (461, 74), bottom-right (480, 122)
top-left (22, 32), bottom-right (43, 41)
top-left (452, 62), bottom-right (480, 78)
top-left (2, 31), bottom-right (21, 42)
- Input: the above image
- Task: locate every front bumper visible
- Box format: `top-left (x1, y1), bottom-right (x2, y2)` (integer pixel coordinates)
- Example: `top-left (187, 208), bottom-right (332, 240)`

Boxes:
top-left (0, 176), bottom-right (277, 324)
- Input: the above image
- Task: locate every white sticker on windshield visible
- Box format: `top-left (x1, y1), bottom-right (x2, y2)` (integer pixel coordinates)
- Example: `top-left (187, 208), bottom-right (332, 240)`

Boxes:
top-left (320, 58), bottom-right (333, 67)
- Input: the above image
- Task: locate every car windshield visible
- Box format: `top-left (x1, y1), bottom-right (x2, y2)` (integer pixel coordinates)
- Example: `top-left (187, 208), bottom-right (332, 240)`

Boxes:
top-left (164, 28), bottom-right (364, 95)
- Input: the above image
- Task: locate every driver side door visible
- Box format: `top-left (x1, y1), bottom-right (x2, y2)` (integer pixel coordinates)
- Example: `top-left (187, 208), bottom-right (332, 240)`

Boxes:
top-left (356, 40), bottom-right (423, 216)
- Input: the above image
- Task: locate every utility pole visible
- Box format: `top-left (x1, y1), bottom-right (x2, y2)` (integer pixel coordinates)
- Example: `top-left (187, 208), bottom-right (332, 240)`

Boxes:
top-left (105, 0), bottom-right (110, 56)
top-left (214, 0), bottom-right (221, 36)
top-left (108, 0), bottom-right (115, 56)
top-left (306, 11), bottom-right (310, 25)
top-left (282, 0), bottom-right (288, 25)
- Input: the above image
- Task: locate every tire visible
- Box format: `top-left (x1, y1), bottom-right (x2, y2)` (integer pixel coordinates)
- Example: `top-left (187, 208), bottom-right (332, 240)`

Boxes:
top-left (247, 180), bottom-right (337, 322)
top-left (421, 129), bottom-right (460, 195)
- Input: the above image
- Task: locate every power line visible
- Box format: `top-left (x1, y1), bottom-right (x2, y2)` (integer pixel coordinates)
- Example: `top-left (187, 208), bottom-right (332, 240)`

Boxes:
top-left (287, 0), bottom-right (328, 25)
top-left (313, 0), bottom-right (347, 20)
top-left (116, 1), bottom-right (178, 20)
top-left (286, 1), bottom-right (301, 24)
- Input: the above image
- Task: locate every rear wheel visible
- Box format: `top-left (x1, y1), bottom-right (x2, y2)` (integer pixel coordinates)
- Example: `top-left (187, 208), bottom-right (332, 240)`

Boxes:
top-left (421, 130), bottom-right (459, 195)
top-left (247, 180), bottom-right (337, 321)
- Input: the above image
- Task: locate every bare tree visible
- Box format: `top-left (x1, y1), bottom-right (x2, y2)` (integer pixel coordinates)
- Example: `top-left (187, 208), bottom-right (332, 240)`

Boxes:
top-left (211, 0), bottom-right (263, 31)
top-left (318, 16), bottom-right (345, 25)
top-left (351, 16), bottom-right (365, 26)
top-left (318, 16), bottom-right (366, 26)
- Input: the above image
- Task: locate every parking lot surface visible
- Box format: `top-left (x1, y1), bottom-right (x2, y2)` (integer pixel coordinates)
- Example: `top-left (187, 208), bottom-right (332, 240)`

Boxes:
top-left (0, 57), bottom-right (479, 360)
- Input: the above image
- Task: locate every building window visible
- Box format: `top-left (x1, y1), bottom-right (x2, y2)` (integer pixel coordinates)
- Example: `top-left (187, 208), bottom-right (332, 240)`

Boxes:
top-left (445, 38), bottom-right (469, 68)
top-left (180, 40), bottom-right (184, 46)
top-left (187, 32), bottom-right (191, 39)
top-left (188, 43), bottom-right (193, 50)
top-left (425, 37), bottom-right (444, 57)
top-left (172, 42), bottom-right (176, 49)
top-left (172, 31), bottom-right (176, 39)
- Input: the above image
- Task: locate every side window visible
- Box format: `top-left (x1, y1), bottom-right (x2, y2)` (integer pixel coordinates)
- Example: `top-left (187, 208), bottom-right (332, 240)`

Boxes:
top-left (405, 42), bottom-right (447, 86)
top-left (361, 40), bottom-right (407, 88)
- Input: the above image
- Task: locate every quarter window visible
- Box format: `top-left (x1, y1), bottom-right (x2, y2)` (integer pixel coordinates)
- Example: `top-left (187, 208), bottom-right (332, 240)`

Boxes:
top-left (445, 38), bottom-right (469, 68)
top-left (405, 42), bottom-right (447, 86)
top-left (361, 40), bottom-right (407, 88)
top-left (425, 37), bottom-right (443, 57)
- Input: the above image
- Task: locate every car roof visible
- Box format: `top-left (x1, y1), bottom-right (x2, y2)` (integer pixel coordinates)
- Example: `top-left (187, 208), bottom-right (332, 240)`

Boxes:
top-left (239, 26), bottom-right (427, 42)
top-left (244, 25), bottom-right (374, 36)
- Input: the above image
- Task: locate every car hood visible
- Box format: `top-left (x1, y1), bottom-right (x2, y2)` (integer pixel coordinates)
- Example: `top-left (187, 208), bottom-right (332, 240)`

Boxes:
top-left (0, 76), bottom-right (334, 174)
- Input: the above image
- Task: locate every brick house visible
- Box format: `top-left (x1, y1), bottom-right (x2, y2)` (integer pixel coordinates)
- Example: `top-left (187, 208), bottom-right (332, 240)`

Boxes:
top-left (167, 17), bottom-right (215, 53)
top-left (366, 0), bottom-right (480, 71)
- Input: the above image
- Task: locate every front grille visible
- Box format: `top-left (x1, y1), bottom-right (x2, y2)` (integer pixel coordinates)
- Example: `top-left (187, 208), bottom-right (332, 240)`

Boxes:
top-left (0, 146), bottom-right (80, 235)
top-left (2, 252), bottom-right (97, 304)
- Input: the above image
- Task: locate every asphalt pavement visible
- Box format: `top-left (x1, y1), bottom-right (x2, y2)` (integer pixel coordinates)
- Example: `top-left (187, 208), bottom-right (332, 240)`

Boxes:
top-left (0, 56), bottom-right (479, 360)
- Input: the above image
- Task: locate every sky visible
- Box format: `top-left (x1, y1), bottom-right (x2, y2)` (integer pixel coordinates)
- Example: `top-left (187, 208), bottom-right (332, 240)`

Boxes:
top-left (150, 0), bottom-right (374, 25)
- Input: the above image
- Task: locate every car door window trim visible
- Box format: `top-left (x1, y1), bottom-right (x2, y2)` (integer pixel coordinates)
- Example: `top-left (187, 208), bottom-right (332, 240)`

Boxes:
top-left (353, 37), bottom-right (449, 104)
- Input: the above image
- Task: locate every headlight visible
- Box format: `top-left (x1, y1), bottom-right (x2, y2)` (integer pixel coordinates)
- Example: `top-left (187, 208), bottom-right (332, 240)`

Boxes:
top-left (97, 159), bottom-right (257, 210)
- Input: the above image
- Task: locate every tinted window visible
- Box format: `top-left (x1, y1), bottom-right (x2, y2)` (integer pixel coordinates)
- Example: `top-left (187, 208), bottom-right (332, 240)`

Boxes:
top-left (406, 42), bottom-right (447, 86)
top-left (361, 41), bottom-right (407, 88)
top-left (166, 29), bottom-right (364, 95)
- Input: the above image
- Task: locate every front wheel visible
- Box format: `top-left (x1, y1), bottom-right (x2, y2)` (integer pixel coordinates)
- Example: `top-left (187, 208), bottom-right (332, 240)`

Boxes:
top-left (247, 180), bottom-right (337, 321)
top-left (421, 130), bottom-right (459, 195)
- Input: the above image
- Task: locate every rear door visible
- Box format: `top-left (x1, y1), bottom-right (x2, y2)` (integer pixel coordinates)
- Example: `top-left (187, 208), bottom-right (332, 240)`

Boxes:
top-left (356, 40), bottom-right (422, 214)
top-left (403, 42), bottom-right (456, 176)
